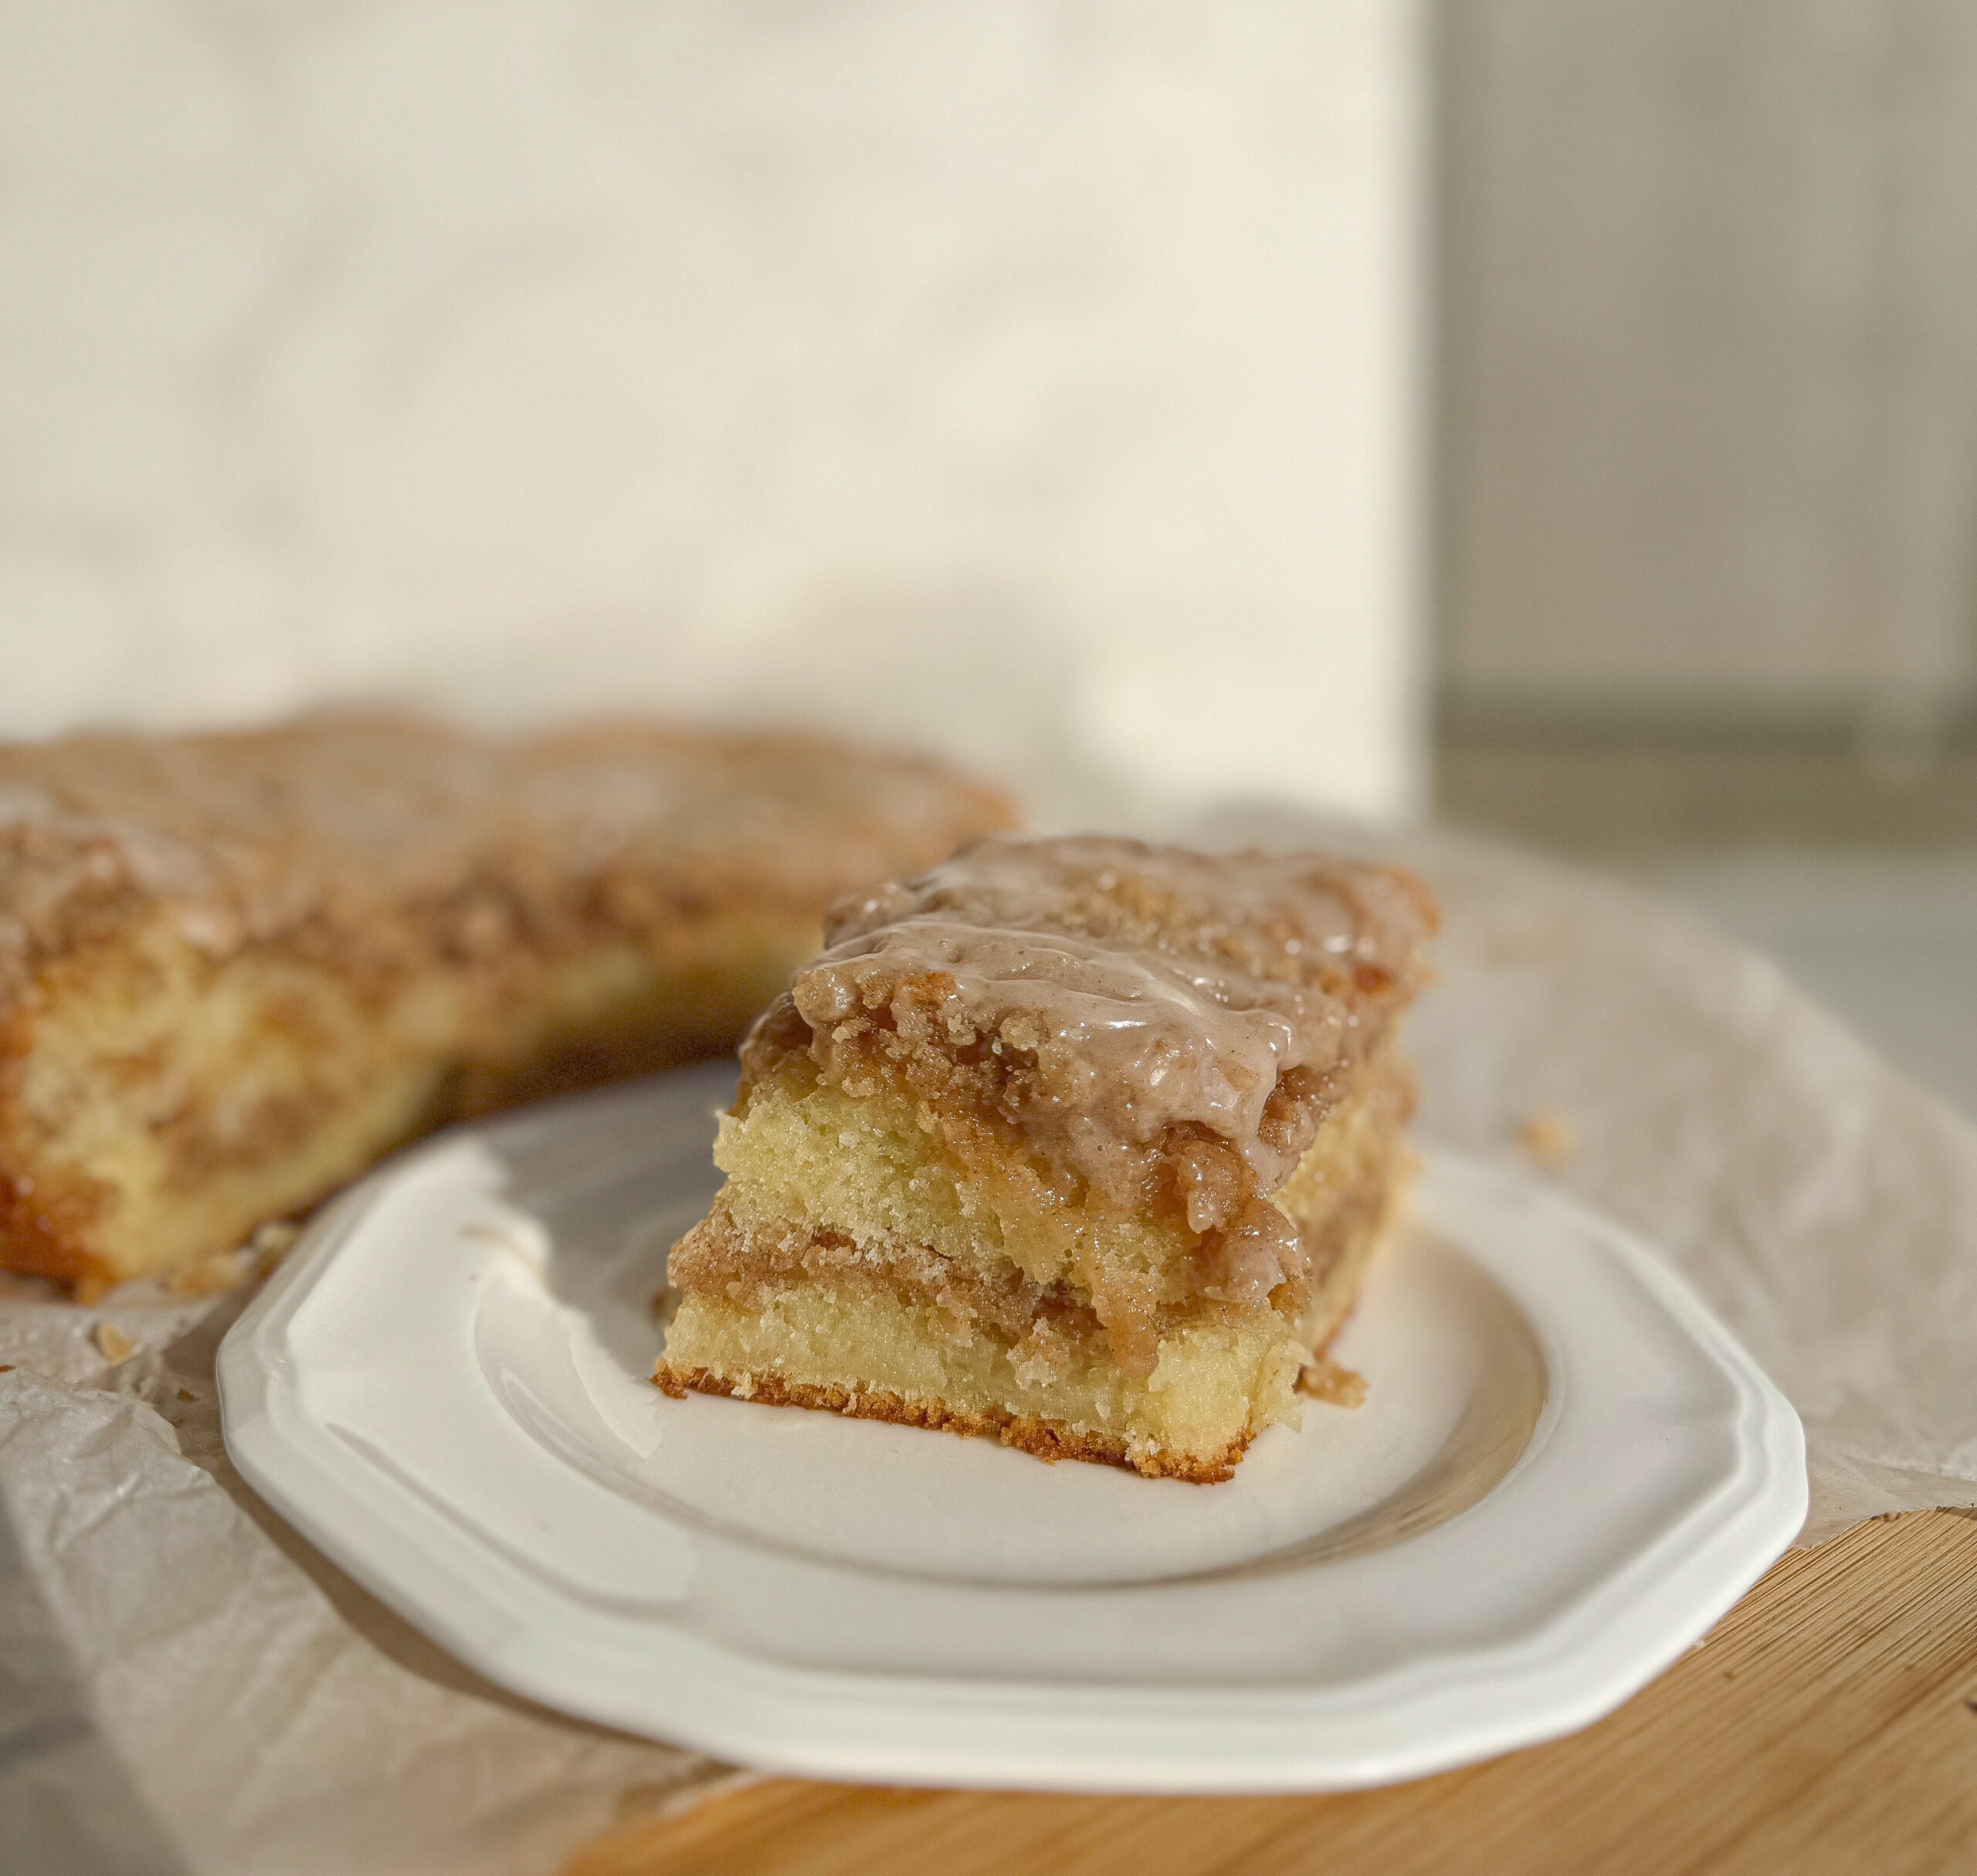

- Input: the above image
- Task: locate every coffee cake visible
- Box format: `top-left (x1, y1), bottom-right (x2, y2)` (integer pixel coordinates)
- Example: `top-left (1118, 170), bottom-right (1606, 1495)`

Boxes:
top-left (0, 714), bottom-right (1012, 1293)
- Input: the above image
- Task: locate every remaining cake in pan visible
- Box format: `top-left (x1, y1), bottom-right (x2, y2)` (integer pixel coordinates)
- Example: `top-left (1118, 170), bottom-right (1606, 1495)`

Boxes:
top-left (0, 714), bottom-right (1012, 1293)
top-left (656, 835), bottom-right (1437, 1481)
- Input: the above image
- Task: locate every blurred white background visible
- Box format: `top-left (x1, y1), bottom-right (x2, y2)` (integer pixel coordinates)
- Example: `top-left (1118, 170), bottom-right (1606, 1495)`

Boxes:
top-left (0, 1), bottom-right (1424, 819)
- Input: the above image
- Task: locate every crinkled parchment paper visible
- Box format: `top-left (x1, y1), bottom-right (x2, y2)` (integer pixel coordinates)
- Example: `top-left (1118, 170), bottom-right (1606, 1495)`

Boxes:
top-left (0, 1284), bottom-right (738, 1876)
top-left (3, 816), bottom-right (1974, 1874)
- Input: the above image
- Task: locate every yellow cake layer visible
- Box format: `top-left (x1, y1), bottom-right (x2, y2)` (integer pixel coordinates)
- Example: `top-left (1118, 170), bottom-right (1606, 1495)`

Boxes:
top-left (707, 1052), bottom-right (1402, 1320)
top-left (663, 1279), bottom-right (1304, 1480)
top-left (11, 914), bottom-right (799, 1286)
top-left (710, 1057), bottom-right (1189, 1303)
top-left (662, 1060), bottom-right (1409, 1477)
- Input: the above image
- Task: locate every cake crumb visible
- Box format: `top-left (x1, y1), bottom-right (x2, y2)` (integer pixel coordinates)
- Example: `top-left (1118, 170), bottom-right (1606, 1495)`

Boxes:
top-left (1518, 1108), bottom-right (1577, 1166)
top-left (1299, 1356), bottom-right (1367, 1409)
top-left (93, 1321), bottom-right (136, 1363)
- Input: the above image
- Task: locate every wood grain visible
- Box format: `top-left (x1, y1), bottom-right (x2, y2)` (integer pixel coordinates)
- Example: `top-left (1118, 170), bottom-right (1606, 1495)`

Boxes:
top-left (564, 1509), bottom-right (1977, 1876)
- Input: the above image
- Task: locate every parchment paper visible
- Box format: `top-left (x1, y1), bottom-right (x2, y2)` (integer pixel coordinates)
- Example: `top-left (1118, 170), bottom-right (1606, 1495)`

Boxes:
top-left (3, 816), bottom-right (1974, 1875)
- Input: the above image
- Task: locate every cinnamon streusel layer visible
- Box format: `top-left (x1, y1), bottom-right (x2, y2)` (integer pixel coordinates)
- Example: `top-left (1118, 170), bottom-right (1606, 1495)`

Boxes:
top-left (0, 714), bottom-right (1012, 1291)
top-left (656, 834), bottom-right (1436, 1481)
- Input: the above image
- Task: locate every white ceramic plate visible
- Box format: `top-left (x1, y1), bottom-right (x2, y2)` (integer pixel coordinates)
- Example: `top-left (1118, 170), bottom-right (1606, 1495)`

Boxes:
top-left (219, 1064), bottom-right (1806, 1793)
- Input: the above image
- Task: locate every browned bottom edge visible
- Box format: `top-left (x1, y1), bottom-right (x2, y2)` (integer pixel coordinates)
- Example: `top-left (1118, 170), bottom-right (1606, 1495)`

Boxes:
top-left (652, 1363), bottom-right (1248, 1484)
top-left (0, 1169), bottom-right (115, 1297)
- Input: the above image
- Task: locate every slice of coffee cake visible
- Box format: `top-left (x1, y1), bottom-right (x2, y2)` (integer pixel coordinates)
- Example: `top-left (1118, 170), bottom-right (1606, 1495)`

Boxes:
top-left (656, 836), bottom-right (1436, 1481)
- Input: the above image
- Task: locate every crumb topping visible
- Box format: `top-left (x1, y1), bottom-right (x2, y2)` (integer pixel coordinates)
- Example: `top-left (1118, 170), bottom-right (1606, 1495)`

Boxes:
top-left (768, 833), bottom-right (1433, 1192)
top-left (0, 714), bottom-right (1013, 1011)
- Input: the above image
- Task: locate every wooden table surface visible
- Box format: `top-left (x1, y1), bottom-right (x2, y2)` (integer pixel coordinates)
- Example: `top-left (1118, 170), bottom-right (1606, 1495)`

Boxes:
top-left (562, 1508), bottom-right (1977, 1876)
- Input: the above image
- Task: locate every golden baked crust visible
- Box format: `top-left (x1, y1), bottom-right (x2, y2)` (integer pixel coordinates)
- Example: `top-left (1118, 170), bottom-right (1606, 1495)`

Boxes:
top-left (657, 835), bottom-right (1436, 1480)
top-left (0, 714), bottom-right (1013, 1290)
top-left (654, 1364), bottom-right (1251, 1484)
